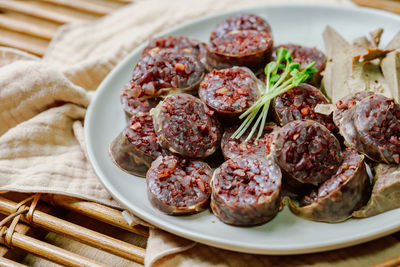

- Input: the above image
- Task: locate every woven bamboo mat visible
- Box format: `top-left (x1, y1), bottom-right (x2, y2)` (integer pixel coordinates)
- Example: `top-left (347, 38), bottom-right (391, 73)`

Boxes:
top-left (0, 0), bottom-right (400, 266)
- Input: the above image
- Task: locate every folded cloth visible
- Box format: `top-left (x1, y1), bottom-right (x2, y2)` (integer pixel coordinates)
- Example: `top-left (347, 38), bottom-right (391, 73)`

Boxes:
top-left (0, 0), bottom-right (374, 266)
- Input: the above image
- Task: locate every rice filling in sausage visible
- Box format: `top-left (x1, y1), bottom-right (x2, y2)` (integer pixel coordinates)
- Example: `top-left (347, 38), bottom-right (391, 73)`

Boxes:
top-left (269, 120), bottom-right (342, 185)
top-left (211, 156), bottom-right (282, 226)
top-left (153, 93), bottom-right (222, 158)
top-left (146, 155), bottom-right (212, 215)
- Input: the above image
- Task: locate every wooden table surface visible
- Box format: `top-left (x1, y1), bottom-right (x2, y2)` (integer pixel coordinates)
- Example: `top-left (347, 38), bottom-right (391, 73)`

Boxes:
top-left (0, 0), bottom-right (399, 266)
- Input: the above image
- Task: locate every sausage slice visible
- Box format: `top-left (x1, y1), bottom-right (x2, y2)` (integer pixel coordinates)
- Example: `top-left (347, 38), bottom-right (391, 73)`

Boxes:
top-left (109, 112), bottom-right (162, 177)
top-left (208, 30), bottom-right (273, 71)
top-left (208, 14), bottom-right (273, 71)
top-left (269, 120), bottom-right (342, 185)
top-left (146, 155), bottom-right (212, 215)
top-left (120, 84), bottom-right (158, 120)
top-left (128, 49), bottom-right (205, 99)
top-left (142, 35), bottom-right (208, 69)
top-left (211, 13), bottom-right (272, 39)
top-left (152, 93), bottom-right (222, 158)
top-left (211, 156), bottom-right (282, 226)
top-left (221, 123), bottom-right (277, 160)
top-left (199, 67), bottom-right (261, 123)
top-left (273, 83), bottom-right (335, 131)
top-left (289, 149), bottom-right (371, 223)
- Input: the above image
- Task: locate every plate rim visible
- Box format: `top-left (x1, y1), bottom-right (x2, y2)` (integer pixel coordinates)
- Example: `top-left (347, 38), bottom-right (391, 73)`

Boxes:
top-left (85, 3), bottom-right (400, 255)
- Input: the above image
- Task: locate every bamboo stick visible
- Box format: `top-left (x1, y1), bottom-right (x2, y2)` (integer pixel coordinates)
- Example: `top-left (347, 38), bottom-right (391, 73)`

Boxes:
top-left (0, 1), bottom-right (97, 24)
top-left (0, 257), bottom-right (27, 267)
top-left (0, 28), bottom-right (48, 56)
top-left (352, 0), bottom-right (400, 15)
top-left (42, 195), bottom-right (149, 237)
top-left (0, 13), bottom-right (58, 40)
top-left (0, 227), bottom-right (107, 267)
top-left (42, 0), bottom-right (117, 16)
top-left (373, 255), bottom-right (400, 267)
top-left (0, 196), bottom-right (145, 264)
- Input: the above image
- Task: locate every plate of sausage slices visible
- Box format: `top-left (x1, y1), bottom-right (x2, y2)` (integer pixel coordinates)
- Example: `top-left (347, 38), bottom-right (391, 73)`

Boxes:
top-left (85, 4), bottom-right (400, 254)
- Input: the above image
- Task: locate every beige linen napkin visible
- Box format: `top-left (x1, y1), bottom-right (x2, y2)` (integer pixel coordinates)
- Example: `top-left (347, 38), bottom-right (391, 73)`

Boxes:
top-left (7, 0), bottom-right (399, 266)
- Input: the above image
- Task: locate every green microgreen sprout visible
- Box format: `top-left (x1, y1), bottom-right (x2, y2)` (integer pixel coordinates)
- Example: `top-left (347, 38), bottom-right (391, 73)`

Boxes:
top-left (230, 47), bottom-right (317, 142)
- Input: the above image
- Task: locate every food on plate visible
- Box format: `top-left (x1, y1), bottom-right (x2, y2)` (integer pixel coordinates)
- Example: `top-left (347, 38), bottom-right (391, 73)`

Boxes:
top-left (211, 156), bottom-right (281, 226)
top-left (289, 149), bottom-right (370, 223)
top-left (199, 67), bottom-right (261, 123)
top-left (152, 93), bottom-right (222, 158)
top-left (146, 155), bottom-right (212, 215)
top-left (322, 26), bottom-right (400, 103)
top-left (207, 14), bottom-right (273, 71)
top-left (127, 49), bottom-right (205, 99)
top-left (109, 112), bottom-right (162, 177)
top-left (337, 93), bottom-right (400, 164)
top-left (353, 163), bottom-right (400, 218)
top-left (272, 83), bottom-right (335, 130)
top-left (268, 120), bottom-right (342, 185)
top-left (272, 44), bottom-right (326, 86)
top-left (221, 122), bottom-right (277, 160)
top-left (108, 12), bottom-right (400, 225)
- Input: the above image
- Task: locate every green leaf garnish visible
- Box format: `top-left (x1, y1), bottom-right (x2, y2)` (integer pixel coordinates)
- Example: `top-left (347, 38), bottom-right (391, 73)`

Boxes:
top-left (230, 48), bottom-right (317, 142)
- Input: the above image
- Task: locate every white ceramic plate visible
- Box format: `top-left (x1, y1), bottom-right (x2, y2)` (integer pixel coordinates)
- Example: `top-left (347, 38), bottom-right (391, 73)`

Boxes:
top-left (85, 4), bottom-right (400, 254)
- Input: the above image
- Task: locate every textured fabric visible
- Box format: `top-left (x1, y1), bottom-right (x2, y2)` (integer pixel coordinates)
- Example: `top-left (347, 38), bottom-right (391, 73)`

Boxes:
top-left (8, 0), bottom-right (398, 266)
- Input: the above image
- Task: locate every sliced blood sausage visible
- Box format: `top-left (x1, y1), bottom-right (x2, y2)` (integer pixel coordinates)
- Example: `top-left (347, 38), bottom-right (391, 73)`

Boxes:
top-left (272, 83), bottom-right (335, 131)
top-left (289, 149), bottom-right (371, 223)
top-left (152, 93), bottom-right (222, 158)
top-left (338, 94), bottom-right (400, 164)
top-left (128, 49), bottom-right (205, 99)
top-left (207, 30), bottom-right (273, 71)
top-left (120, 84), bottom-right (158, 120)
top-left (211, 156), bottom-right (282, 226)
top-left (221, 123), bottom-right (277, 160)
top-left (273, 44), bottom-right (326, 87)
top-left (333, 91), bottom-right (375, 128)
top-left (142, 35), bottom-right (208, 70)
top-left (208, 14), bottom-right (273, 71)
top-left (211, 13), bottom-right (272, 40)
top-left (146, 155), bottom-right (212, 215)
top-left (270, 120), bottom-right (342, 185)
top-left (199, 67), bottom-right (261, 123)
top-left (109, 112), bottom-right (162, 177)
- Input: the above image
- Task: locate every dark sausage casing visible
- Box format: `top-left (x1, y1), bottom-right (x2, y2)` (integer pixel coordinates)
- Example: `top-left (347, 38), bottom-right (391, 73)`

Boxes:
top-left (272, 83), bottom-right (335, 131)
top-left (211, 156), bottom-right (282, 226)
top-left (147, 155), bottom-right (212, 215)
top-left (337, 93), bottom-right (400, 164)
top-left (208, 14), bottom-right (273, 71)
top-left (289, 149), bottom-right (371, 223)
top-left (333, 91), bottom-right (375, 128)
top-left (199, 67), bottom-right (261, 123)
top-left (152, 93), bottom-right (222, 159)
top-left (109, 112), bottom-right (162, 177)
top-left (128, 49), bottom-right (205, 99)
top-left (268, 120), bottom-right (342, 185)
